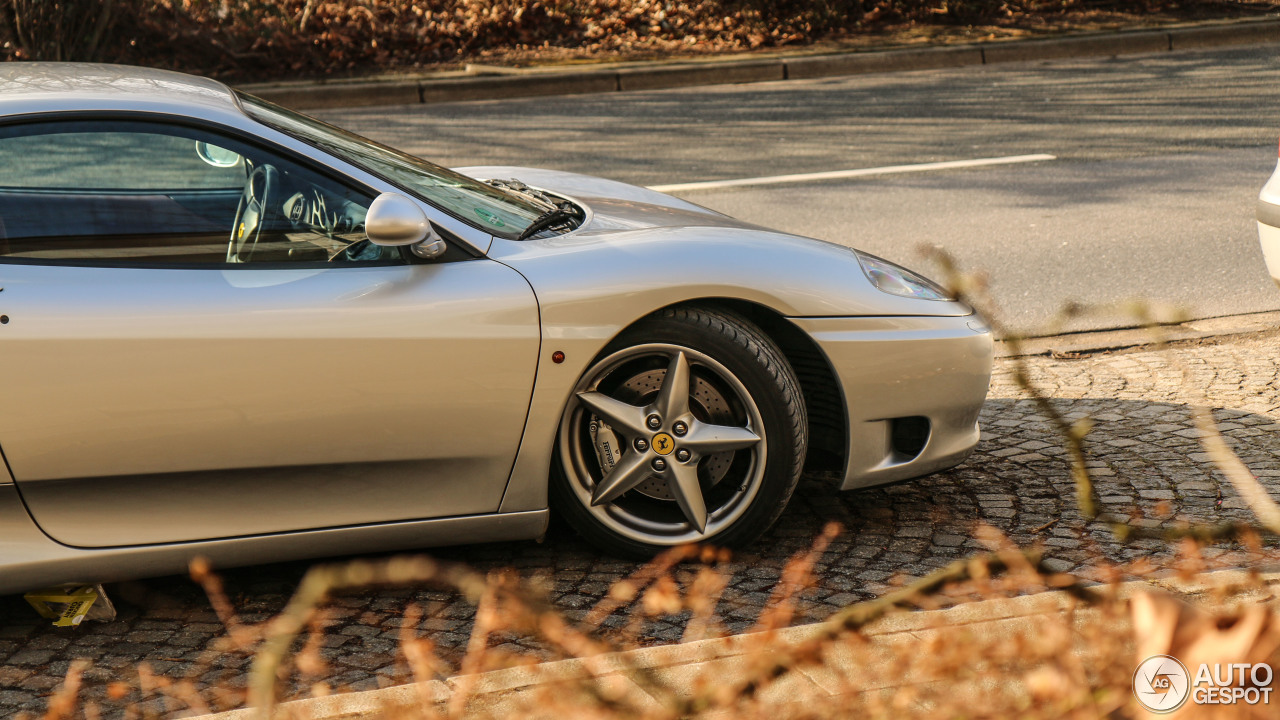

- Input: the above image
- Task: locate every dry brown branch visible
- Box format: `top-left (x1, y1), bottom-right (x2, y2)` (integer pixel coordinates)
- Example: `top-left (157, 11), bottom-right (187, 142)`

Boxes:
top-left (1192, 405), bottom-right (1280, 534)
top-left (923, 248), bottom-right (1280, 547)
top-left (1120, 299), bottom-right (1280, 536)
top-left (42, 659), bottom-right (88, 720)
top-left (190, 556), bottom-right (259, 650)
top-left (1032, 518), bottom-right (1060, 533)
top-left (752, 521), bottom-right (840, 632)
top-left (247, 555), bottom-right (490, 717)
top-left (583, 544), bottom-right (703, 627)
top-left (400, 604), bottom-right (450, 690)
top-left (677, 547), bottom-right (1107, 716)
top-left (681, 565), bottom-right (731, 642)
top-left (446, 577), bottom-right (501, 718)
top-left (925, 248), bottom-right (1103, 521)
top-left (82, 0), bottom-right (116, 61)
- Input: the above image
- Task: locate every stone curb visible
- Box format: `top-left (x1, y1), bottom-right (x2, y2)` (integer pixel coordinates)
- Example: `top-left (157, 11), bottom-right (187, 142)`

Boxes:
top-left (238, 17), bottom-right (1280, 110)
top-left (191, 569), bottom-right (1280, 720)
top-left (996, 310), bottom-right (1280, 358)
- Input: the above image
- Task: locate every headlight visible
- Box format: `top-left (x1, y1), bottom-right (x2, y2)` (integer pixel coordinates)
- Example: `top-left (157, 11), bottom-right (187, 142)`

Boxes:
top-left (854, 250), bottom-right (951, 301)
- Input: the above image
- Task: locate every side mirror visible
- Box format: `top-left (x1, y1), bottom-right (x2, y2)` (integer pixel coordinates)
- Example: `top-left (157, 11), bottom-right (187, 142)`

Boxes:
top-left (365, 193), bottom-right (447, 260)
top-left (194, 141), bottom-right (242, 168)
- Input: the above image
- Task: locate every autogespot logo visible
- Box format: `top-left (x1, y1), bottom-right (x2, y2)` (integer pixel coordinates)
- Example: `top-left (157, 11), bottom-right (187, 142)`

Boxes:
top-left (1134, 655), bottom-right (1275, 712)
top-left (1134, 655), bottom-right (1191, 713)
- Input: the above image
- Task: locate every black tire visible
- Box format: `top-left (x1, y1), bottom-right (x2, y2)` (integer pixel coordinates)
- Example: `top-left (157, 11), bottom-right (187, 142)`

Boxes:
top-left (551, 306), bottom-right (807, 558)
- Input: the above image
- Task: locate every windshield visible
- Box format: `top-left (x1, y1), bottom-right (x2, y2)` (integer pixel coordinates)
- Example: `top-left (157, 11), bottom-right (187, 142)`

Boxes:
top-left (236, 92), bottom-right (544, 238)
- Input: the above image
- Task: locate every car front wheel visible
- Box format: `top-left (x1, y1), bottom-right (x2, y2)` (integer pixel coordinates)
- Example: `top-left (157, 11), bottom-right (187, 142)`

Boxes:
top-left (551, 307), bottom-right (807, 557)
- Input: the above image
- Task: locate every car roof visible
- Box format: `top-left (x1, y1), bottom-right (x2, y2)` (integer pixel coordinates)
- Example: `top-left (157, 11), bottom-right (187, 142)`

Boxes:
top-left (0, 62), bottom-right (243, 119)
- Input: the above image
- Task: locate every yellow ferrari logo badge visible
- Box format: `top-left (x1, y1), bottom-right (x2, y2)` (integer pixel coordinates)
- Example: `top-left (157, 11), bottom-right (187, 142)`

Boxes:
top-left (237, 222), bottom-right (245, 239)
top-left (652, 433), bottom-right (675, 456)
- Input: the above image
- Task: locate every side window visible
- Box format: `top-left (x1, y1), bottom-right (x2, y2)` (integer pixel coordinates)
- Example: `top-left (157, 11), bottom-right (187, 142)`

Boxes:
top-left (0, 120), bottom-right (400, 266)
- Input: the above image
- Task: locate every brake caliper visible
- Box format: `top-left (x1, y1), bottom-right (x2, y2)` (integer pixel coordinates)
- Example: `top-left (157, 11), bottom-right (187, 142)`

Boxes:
top-left (588, 416), bottom-right (625, 474)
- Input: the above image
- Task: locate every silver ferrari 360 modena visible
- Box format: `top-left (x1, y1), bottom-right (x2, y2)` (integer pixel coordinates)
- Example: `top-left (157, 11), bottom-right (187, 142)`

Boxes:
top-left (0, 63), bottom-right (992, 594)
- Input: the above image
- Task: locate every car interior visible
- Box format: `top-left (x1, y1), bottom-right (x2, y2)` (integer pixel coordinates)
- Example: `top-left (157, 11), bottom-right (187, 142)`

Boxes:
top-left (0, 126), bottom-right (395, 265)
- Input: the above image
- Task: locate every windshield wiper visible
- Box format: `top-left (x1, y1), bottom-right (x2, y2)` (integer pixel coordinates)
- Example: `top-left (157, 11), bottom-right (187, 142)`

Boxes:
top-left (486, 178), bottom-right (558, 211)
top-left (516, 206), bottom-right (582, 241)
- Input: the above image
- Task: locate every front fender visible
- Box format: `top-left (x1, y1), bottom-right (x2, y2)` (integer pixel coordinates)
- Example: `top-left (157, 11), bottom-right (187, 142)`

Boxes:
top-left (490, 227), bottom-right (971, 512)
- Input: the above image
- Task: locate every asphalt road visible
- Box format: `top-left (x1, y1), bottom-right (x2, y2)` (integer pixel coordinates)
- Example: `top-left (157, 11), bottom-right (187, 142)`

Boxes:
top-left (319, 43), bottom-right (1280, 335)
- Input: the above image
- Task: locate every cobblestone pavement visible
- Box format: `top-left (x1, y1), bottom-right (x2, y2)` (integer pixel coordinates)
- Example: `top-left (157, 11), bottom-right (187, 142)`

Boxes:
top-left (4, 330), bottom-right (1280, 718)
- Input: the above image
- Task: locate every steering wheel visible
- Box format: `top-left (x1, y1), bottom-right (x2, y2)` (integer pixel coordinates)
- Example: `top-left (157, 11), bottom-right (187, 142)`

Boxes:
top-left (227, 164), bottom-right (280, 263)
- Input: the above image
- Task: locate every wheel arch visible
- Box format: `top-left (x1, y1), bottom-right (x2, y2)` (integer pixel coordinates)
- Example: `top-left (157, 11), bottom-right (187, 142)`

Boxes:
top-left (613, 297), bottom-right (849, 474)
top-left (498, 294), bottom-right (849, 515)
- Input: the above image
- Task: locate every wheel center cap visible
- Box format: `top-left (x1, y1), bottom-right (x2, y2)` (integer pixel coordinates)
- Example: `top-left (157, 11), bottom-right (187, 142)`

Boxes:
top-left (651, 432), bottom-right (675, 456)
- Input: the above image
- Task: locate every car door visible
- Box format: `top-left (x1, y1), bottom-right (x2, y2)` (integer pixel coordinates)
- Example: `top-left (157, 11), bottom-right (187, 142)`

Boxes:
top-left (0, 119), bottom-right (540, 548)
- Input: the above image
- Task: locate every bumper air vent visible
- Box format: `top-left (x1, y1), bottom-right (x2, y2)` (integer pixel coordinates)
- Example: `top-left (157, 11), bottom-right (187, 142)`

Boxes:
top-left (890, 416), bottom-right (930, 461)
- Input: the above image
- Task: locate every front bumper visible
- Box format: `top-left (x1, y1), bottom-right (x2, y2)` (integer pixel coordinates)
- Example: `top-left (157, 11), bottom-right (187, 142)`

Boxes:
top-left (789, 314), bottom-right (993, 491)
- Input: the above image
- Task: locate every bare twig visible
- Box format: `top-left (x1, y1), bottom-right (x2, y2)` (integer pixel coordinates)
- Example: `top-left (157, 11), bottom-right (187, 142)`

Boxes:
top-left (753, 521), bottom-right (840, 632)
top-left (42, 659), bottom-right (89, 720)
top-left (247, 555), bottom-right (489, 718)
top-left (297, 0), bottom-right (317, 30)
top-left (925, 248), bottom-right (1103, 520)
top-left (1032, 518), bottom-right (1060, 533)
top-left (584, 544), bottom-right (702, 627)
top-left (679, 547), bottom-right (1105, 715)
top-left (1191, 406), bottom-right (1280, 533)
top-left (189, 557), bottom-right (259, 650)
top-left (82, 0), bottom-right (115, 62)
top-left (921, 248), bottom-right (1280, 547)
top-left (447, 578), bottom-right (500, 719)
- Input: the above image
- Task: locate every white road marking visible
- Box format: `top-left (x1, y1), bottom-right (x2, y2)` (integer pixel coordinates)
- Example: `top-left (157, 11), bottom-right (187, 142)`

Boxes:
top-left (647, 154), bottom-right (1058, 193)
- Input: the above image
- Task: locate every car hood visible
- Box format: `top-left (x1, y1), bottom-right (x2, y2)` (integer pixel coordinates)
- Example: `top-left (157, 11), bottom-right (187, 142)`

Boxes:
top-left (453, 165), bottom-right (758, 234)
top-left (460, 166), bottom-right (975, 321)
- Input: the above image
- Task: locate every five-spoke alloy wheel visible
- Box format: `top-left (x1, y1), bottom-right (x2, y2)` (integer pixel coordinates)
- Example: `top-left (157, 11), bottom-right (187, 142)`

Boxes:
top-left (552, 307), bottom-right (807, 557)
